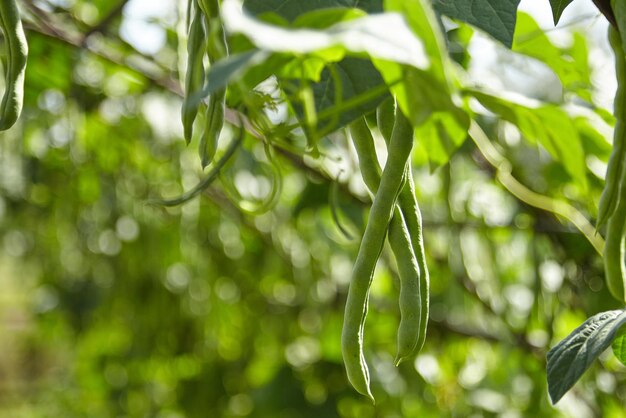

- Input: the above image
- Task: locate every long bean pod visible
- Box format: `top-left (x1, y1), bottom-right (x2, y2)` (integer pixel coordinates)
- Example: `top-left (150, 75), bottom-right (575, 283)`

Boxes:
top-left (349, 117), bottom-right (423, 366)
top-left (342, 112), bottom-right (414, 400)
top-left (378, 100), bottom-right (431, 353)
top-left (181, 1), bottom-right (206, 144)
top-left (397, 167), bottom-right (430, 352)
top-left (604, 176), bottom-right (626, 302)
top-left (604, 25), bottom-right (626, 302)
top-left (198, 0), bottom-right (227, 167)
top-left (598, 26), bottom-right (626, 228)
top-left (0, 0), bottom-right (27, 131)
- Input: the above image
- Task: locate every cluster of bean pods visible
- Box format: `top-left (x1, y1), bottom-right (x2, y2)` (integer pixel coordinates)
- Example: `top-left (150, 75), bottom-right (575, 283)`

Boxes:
top-left (343, 99), bottom-right (429, 400)
top-left (181, 0), bottom-right (227, 168)
top-left (0, 0), bottom-right (27, 131)
top-left (601, 26), bottom-right (626, 304)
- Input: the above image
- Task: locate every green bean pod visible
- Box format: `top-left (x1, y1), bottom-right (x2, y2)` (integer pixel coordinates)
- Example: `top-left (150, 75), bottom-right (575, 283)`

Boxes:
top-left (349, 117), bottom-right (423, 366)
top-left (0, 0), bottom-right (27, 131)
top-left (376, 97), bottom-right (395, 143)
top-left (342, 112), bottom-right (414, 400)
top-left (181, 1), bottom-right (206, 144)
top-left (598, 26), bottom-right (626, 228)
top-left (388, 205), bottom-right (422, 365)
top-left (397, 167), bottom-right (430, 353)
top-left (199, 90), bottom-right (225, 167)
top-left (197, 0), bottom-right (227, 167)
top-left (350, 117), bottom-right (382, 190)
top-left (604, 180), bottom-right (626, 302)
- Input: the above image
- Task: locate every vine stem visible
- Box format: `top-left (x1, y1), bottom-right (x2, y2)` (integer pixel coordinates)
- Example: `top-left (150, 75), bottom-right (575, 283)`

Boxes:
top-left (468, 120), bottom-right (604, 255)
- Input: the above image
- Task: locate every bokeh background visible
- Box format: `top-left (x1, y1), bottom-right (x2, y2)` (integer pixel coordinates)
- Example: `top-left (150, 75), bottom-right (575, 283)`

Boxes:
top-left (0, 1), bottom-right (624, 417)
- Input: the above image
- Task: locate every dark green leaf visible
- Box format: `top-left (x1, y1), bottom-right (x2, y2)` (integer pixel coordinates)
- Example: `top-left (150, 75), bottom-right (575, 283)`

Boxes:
top-left (549, 0), bottom-right (575, 25)
top-left (294, 58), bottom-right (389, 131)
top-left (432, 0), bottom-right (521, 47)
top-left (547, 309), bottom-right (626, 404)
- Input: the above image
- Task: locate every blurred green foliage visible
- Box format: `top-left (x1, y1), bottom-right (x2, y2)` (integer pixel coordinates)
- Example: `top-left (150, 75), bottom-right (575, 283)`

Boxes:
top-left (0, 1), bottom-right (624, 417)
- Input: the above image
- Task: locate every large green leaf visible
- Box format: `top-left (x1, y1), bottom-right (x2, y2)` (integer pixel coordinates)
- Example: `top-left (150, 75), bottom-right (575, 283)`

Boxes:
top-left (221, 1), bottom-right (431, 132)
top-left (298, 58), bottom-right (389, 131)
top-left (242, 0), bottom-right (382, 21)
top-left (245, 0), bottom-right (521, 48)
top-left (378, 0), bottom-right (469, 168)
top-left (547, 310), bottom-right (626, 404)
top-left (222, 1), bottom-right (428, 69)
top-left (549, 0), bottom-right (575, 25)
top-left (513, 13), bottom-right (592, 102)
top-left (469, 90), bottom-right (588, 191)
top-left (432, 0), bottom-right (521, 47)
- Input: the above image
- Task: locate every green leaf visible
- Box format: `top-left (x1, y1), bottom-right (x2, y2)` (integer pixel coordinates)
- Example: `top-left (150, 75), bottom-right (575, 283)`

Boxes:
top-left (549, 0), bottom-right (575, 25)
top-left (432, 0), bottom-right (521, 47)
top-left (613, 0), bottom-right (626, 52)
top-left (513, 13), bottom-right (592, 102)
top-left (242, 0), bottom-right (383, 21)
top-left (299, 58), bottom-right (389, 131)
top-left (469, 90), bottom-right (588, 192)
top-left (202, 50), bottom-right (270, 98)
top-left (379, 0), bottom-right (470, 168)
top-left (222, 1), bottom-right (429, 69)
top-left (612, 333), bottom-right (626, 366)
top-left (547, 309), bottom-right (626, 404)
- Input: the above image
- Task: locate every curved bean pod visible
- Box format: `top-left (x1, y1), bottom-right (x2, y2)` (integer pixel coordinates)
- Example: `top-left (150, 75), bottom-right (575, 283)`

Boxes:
top-left (598, 26), bottom-right (626, 228)
top-left (0, 0), bottom-right (27, 131)
top-left (397, 167), bottom-right (430, 353)
top-left (342, 112), bottom-right (414, 400)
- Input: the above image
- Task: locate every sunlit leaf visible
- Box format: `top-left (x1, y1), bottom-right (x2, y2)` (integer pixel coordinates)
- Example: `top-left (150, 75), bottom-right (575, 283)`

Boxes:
top-left (222, 0), bottom-right (429, 69)
top-left (469, 90), bottom-right (588, 191)
top-left (379, 0), bottom-right (469, 168)
top-left (513, 13), bottom-right (592, 101)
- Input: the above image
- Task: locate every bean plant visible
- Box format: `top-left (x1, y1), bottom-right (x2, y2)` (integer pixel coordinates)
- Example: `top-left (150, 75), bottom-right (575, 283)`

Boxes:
top-left (3, 0), bottom-right (626, 413)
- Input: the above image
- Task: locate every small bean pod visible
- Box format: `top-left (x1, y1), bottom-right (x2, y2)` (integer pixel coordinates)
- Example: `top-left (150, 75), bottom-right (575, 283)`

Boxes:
top-left (376, 97), bottom-right (395, 143)
top-left (181, 1), bottom-right (206, 144)
top-left (199, 90), bottom-right (225, 167)
top-left (0, 0), bottom-right (27, 131)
